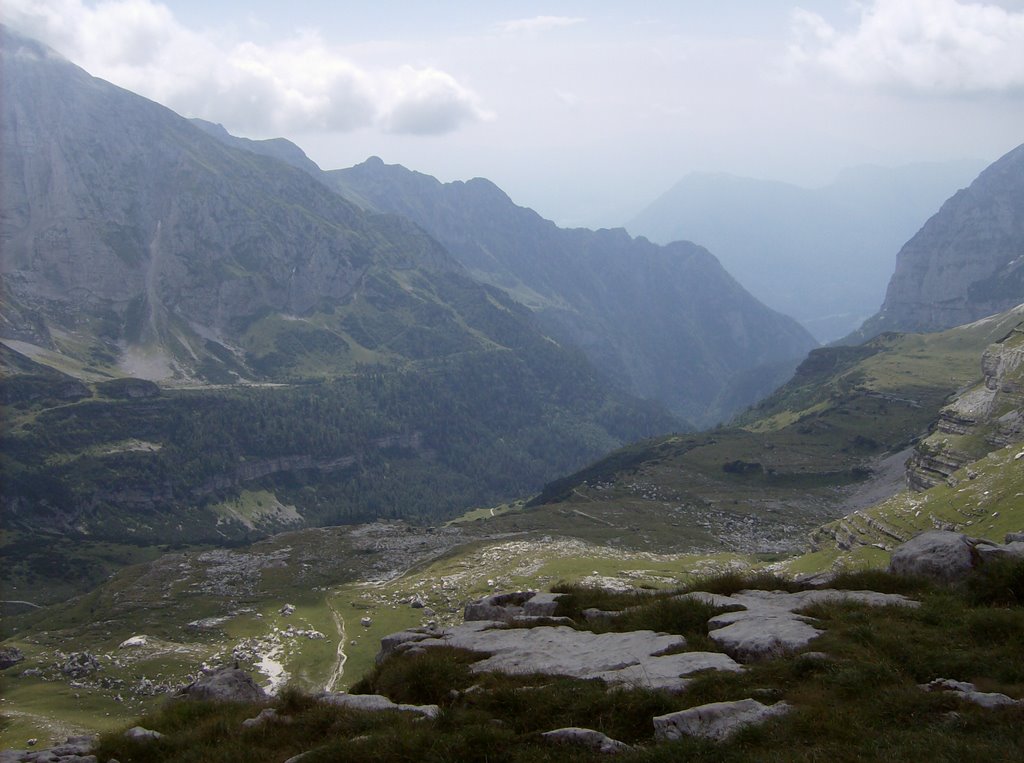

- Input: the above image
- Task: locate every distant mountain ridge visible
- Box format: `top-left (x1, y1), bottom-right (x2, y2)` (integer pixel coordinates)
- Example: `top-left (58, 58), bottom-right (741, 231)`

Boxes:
top-left (321, 158), bottom-right (817, 426)
top-left (626, 162), bottom-right (984, 342)
top-left (849, 142), bottom-right (1024, 343)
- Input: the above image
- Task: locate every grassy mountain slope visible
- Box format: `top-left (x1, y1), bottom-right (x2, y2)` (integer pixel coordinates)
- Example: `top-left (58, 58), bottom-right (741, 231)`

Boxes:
top-left (5, 308), bottom-right (1024, 748)
top-left (475, 306), bottom-right (1024, 555)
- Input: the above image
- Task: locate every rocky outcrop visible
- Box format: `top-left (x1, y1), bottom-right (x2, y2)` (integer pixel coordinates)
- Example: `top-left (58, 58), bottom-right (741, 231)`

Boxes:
top-left (0, 646), bottom-right (25, 670)
top-left (687, 589), bottom-right (919, 662)
top-left (888, 530), bottom-right (1024, 582)
top-left (60, 652), bottom-right (99, 679)
top-left (851, 143), bottom-right (1024, 342)
top-left (888, 531), bottom-right (977, 582)
top-left (905, 323), bottom-right (1024, 491)
top-left (653, 698), bottom-right (792, 741)
top-left (463, 591), bottom-right (564, 622)
top-left (378, 619), bottom-right (742, 692)
top-left (177, 667), bottom-right (268, 703)
top-left (378, 587), bottom-right (921, 690)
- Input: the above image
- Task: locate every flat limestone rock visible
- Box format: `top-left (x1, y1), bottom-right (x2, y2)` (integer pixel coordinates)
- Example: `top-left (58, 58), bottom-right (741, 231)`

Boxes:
top-left (920, 677), bottom-right (1022, 708)
top-left (653, 698), bottom-right (791, 741)
top-left (541, 727), bottom-right (631, 754)
top-left (319, 692), bottom-right (439, 718)
top-left (380, 623), bottom-right (741, 691)
top-left (698, 588), bottom-right (919, 662)
top-left (708, 613), bottom-right (823, 662)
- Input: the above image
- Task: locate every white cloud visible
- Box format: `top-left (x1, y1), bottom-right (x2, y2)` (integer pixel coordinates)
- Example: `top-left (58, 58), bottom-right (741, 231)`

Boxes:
top-left (498, 16), bottom-right (584, 35)
top-left (2, 0), bottom-right (490, 135)
top-left (789, 0), bottom-right (1024, 93)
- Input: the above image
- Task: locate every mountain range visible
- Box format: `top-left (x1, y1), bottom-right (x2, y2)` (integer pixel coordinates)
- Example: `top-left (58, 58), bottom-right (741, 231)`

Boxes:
top-left (626, 162), bottom-right (984, 342)
top-left (0, 26), bottom-right (674, 546)
top-left (190, 129), bottom-right (818, 426)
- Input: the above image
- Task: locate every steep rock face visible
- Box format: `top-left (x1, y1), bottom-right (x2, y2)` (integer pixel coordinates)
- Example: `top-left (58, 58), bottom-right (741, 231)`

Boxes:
top-left (0, 27), bottom-right (459, 381)
top-left (326, 158), bottom-right (817, 425)
top-left (905, 317), bottom-right (1024, 491)
top-left (852, 144), bottom-right (1024, 342)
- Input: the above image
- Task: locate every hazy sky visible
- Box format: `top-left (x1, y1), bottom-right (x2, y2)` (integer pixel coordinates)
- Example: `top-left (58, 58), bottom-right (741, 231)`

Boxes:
top-left (7, 0), bottom-right (1024, 225)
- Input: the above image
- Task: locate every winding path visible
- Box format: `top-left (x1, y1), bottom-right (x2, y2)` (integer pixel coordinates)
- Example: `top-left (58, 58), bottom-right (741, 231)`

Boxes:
top-left (325, 597), bottom-right (347, 692)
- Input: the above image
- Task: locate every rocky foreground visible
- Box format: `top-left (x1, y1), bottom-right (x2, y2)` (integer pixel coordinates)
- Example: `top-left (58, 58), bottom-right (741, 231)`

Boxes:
top-left (7, 528), bottom-right (1022, 762)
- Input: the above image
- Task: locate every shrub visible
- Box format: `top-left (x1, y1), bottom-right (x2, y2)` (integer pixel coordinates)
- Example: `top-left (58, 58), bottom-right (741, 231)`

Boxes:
top-left (966, 557), bottom-right (1024, 607)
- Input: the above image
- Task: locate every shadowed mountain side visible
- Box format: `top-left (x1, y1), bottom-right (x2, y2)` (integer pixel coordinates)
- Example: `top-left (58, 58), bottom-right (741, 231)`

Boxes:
top-left (323, 158), bottom-right (817, 426)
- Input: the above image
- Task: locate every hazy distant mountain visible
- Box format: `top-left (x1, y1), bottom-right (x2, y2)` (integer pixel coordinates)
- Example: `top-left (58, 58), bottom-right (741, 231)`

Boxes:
top-left (848, 143), bottom-right (1024, 342)
top-left (0, 26), bottom-right (677, 540)
top-left (324, 159), bottom-right (817, 426)
top-left (626, 162), bottom-right (984, 342)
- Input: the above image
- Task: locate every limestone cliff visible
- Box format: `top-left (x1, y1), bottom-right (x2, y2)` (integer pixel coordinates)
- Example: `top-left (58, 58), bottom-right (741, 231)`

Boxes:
top-left (905, 313), bottom-right (1024, 491)
top-left (851, 143), bottom-right (1024, 342)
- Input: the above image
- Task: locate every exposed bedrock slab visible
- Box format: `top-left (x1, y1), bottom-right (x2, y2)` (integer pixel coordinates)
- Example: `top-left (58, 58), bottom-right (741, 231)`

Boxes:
top-left (318, 692), bottom-right (440, 718)
top-left (920, 678), bottom-right (1023, 708)
top-left (379, 621), bottom-right (741, 691)
top-left (653, 698), bottom-right (792, 741)
top-left (681, 589), bottom-right (919, 662)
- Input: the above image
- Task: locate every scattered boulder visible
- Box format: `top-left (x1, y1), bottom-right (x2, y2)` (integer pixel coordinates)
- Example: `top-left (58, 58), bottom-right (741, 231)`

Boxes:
top-left (888, 530), bottom-right (1024, 582)
top-left (360, 617), bottom-right (372, 627)
top-left (318, 692), bottom-right (439, 718)
top-left (410, 596), bottom-right (426, 609)
top-left (0, 646), bottom-right (25, 670)
top-left (124, 726), bottom-right (164, 741)
top-left (178, 667), bottom-right (268, 702)
top-left (541, 727), bottom-right (631, 754)
top-left (0, 734), bottom-right (97, 763)
top-left (118, 635), bottom-right (148, 649)
top-left (653, 699), bottom-right (791, 741)
top-left (279, 603), bottom-right (296, 616)
top-left (889, 531), bottom-right (977, 582)
top-left (920, 678), bottom-right (1022, 708)
top-left (61, 652), bottom-right (100, 678)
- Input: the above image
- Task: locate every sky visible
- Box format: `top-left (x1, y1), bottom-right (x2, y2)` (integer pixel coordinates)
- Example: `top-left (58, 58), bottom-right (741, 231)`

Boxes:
top-left (5, 0), bottom-right (1024, 226)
